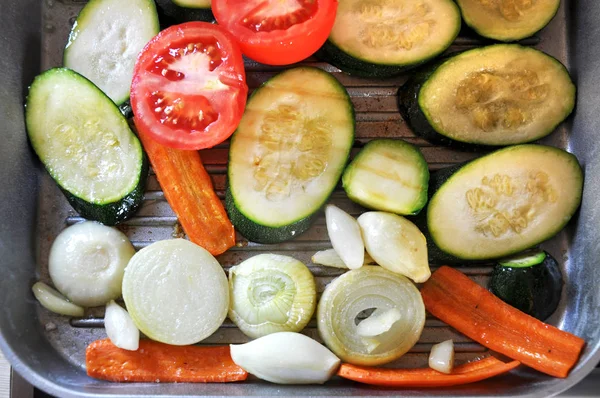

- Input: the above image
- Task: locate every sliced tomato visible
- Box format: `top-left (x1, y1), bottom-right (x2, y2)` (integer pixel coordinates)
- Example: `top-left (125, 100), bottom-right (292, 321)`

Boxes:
top-left (213, 0), bottom-right (338, 66)
top-left (130, 22), bottom-right (248, 150)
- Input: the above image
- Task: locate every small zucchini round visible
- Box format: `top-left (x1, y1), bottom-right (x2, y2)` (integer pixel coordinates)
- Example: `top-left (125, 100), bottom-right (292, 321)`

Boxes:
top-left (489, 250), bottom-right (563, 320)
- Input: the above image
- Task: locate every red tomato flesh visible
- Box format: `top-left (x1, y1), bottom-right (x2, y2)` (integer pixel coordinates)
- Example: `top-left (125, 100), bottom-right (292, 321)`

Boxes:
top-left (213, 0), bottom-right (338, 65)
top-left (131, 22), bottom-right (248, 150)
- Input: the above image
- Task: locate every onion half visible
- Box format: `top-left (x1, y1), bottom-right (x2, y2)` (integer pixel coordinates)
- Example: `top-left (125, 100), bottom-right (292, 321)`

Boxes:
top-left (49, 221), bottom-right (135, 307)
top-left (228, 254), bottom-right (316, 338)
top-left (122, 239), bottom-right (229, 346)
top-left (317, 266), bottom-right (425, 366)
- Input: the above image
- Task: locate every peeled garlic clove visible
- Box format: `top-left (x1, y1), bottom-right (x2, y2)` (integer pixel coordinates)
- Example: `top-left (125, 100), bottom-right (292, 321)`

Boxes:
top-left (358, 211), bottom-right (430, 283)
top-left (325, 205), bottom-right (364, 269)
top-left (32, 282), bottom-right (85, 317)
top-left (230, 332), bottom-right (340, 384)
top-left (105, 300), bottom-right (139, 351)
top-left (429, 339), bottom-right (454, 374)
top-left (356, 308), bottom-right (402, 337)
top-left (312, 249), bottom-right (375, 269)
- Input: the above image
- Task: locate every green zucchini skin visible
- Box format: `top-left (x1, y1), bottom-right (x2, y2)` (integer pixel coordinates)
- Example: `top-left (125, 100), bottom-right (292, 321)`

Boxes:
top-left (342, 139), bottom-right (429, 215)
top-left (398, 58), bottom-right (487, 151)
top-left (317, 41), bottom-right (417, 79)
top-left (26, 68), bottom-right (148, 226)
top-left (398, 62), bottom-right (465, 148)
top-left (489, 251), bottom-right (563, 320)
top-left (456, 0), bottom-right (560, 42)
top-left (398, 45), bottom-right (576, 149)
top-left (225, 187), bottom-right (316, 244)
top-left (227, 67), bottom-right (355, 245)
top-left (420, 146), bottom-right (583, 263)
top-left (63, 153), bottom-right (148, 226)
top-left (155, 0), bottom-right (213, 25)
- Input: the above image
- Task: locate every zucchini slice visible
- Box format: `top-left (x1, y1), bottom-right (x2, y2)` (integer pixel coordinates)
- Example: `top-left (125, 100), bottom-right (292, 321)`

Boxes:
top-left (498, 250), bottom-right (546, 268)
top-left (155, 0), bottom-right (213, 24)
top-left (490, 250), bottom-right (563, 320)
top-left (227, 67), bottom-right (355, 243)
top-left (427, 145), bottom-right (583, 261)
top-left (320, 0), bottom-right (461, 77)
top-left (399, 45), bottom-right (575, 147)
top-left (456, 0), bottom-right (560, 42)
top-left (64, 0), bottom-right (159, 105)
top-left (26, 68), bottom-right (148, 225)
top-left (342, 139), bottom-right (429, 215)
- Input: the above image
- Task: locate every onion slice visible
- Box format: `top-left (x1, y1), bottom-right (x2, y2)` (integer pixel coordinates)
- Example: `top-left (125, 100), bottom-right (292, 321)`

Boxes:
top-left (317, 266), bottom-right (425, 366)
top-left (32, 282), bottom-right (84, 317)
top-left (358, 212), bottom-right (430, 283)
top-left (105, 300), bottom-right (139, 351)
top-left (230, 332), bottom-right (340, 384)
top-left (312, 249), bottom-right (375, 269)
top-left (429, 340), bottom-right (455, 374)
top-left (122, 239), bottom-right (229, 345)
top-left (49, 221), bottom-right (135, 307)
top-left (228, 254), bottom-right (316, 338)
top-left (325, 205), bottom-right (364, 269)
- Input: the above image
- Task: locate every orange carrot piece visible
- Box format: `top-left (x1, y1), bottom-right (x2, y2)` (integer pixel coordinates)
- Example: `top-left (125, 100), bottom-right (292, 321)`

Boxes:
top-left (138, 131), bottom-right (235, 255)
top-left (86, 339), bottom-right (248, 383)
top-left (338, 356), bottom-right (520, 387)
top-left (421, 266), bottom-right (585, 378)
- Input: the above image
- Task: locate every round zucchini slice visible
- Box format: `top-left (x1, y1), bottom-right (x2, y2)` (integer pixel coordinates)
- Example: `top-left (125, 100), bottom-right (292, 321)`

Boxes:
top-left (427, 145), bottom-right (583, 261)
top-left (456, 0), bottom-right (560, 42)
top-left (342, 139), bottom-right (429, 215)
top-left (64, 0), bottom-right (160, 105)
top-left (400, 44), bottom-right (575, 147)
top-left (489, 250), bottom-right (563, 320)
top-left (227, 67), bottom-right (355, 244)
top-left (321, 0), bottom-right (461, 77)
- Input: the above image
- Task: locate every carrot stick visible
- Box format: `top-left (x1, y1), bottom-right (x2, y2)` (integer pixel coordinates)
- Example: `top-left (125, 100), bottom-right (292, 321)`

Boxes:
top-left (338, 356), bottom-right (520, 387)
top-left (86, 339), bottom-right (248, 383)
top-left (421, 266), bottom-right (585, 378)
top-left (137, 130), bottom-right (235, 255)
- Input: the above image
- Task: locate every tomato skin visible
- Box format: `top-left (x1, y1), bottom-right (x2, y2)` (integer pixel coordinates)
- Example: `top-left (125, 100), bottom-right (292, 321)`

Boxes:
top-left (213, 0), bottom-right (338, 66)
top-left (131, 22), bottom-right (248, 150)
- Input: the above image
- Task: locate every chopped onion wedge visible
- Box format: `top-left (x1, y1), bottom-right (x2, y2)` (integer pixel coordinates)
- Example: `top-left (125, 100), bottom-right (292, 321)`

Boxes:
top-left (229, 254), bottom-right (316, 338)
top-left (49, 221), bottom-right (135, 307)
top-left (325, 205), bottom-right (364, 269)
top-left (32, 282), bottom-right (84, 317)
top-left (317, 266), bottom-right (425, 366)
top-left (122, 239), bottom-right (229, 346)
top-left (429, 340), bottom-right (455, 374)
top-left (358, 212), bottom-right (430, 283)
top-left (105, 300), bottom-right (139, 351)
top-left (230, 332), bottom-right (340, 384)
top-left (356, 308), bottom-right (402, 337)
top-left (312, 249), bottom-right (375, 269)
